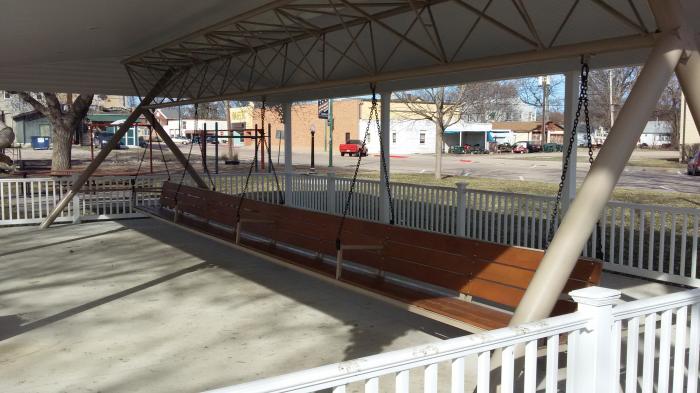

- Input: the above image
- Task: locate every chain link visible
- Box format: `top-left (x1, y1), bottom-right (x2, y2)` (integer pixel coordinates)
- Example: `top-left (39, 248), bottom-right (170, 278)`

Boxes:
top-left (336, 84), bottom-right (394, 250)
top-left (235, 101), bottom-right (266, 226)
top-left (546, 62), bottom-right (603, 259)
top-left (374, 90), bottom-right (396, 225)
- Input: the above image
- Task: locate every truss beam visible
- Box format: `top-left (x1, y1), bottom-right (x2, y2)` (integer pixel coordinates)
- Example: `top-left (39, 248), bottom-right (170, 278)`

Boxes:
top-left (124, 0), bottom-right (658, 107)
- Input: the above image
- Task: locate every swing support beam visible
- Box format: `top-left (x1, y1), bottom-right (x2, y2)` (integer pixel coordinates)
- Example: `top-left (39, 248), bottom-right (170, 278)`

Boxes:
top-left (40, 71), bottom-right (175, 229)
top-left (142, 110), bottom-right (210, 190)
top-left (511, 28), bottom-right (687, 325)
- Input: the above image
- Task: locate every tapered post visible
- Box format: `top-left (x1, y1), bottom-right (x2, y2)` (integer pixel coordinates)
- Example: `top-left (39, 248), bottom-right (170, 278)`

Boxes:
top-left (511, 31), bottom-right (684, 325)
top-left (379, 91), bottom-right (391, 224)
top-left (562, 70), bottom-right (579, 214)
top-left (143, 111), bottom-right (209, 189)
top-left (283, 102), bottom-right (293, 205)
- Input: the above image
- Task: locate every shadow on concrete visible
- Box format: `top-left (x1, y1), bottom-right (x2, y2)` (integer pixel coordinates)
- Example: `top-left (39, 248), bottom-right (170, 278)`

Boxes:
top-left (0, 261), bottom-right (210, 341)
top-left (117, 219), bottom-right (466, 362)
top-left (0, 227), bottom-right (127, 259)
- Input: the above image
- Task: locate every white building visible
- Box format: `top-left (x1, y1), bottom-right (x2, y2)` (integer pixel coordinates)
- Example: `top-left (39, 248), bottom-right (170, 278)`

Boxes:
top-left (362, 119), bottom-right (436, 155)
top-left (361, 119), bottom-right (514, 154)
top-left (444, 122), bottom-right (494, 149)
top-left (639, 120), bottom-right (673, 147)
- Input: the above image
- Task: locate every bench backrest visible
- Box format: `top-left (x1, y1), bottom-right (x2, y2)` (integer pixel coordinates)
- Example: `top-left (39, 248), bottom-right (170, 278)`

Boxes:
top-left (160, 182), bottom-right (602, 313)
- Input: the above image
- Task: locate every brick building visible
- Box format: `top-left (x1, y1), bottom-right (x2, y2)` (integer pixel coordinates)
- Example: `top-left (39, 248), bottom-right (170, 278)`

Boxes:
top-left (231, 100), bottom-right (362, 152)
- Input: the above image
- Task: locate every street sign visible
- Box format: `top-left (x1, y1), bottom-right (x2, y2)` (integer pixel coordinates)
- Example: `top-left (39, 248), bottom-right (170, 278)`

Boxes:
top-left (318, 99), bottom-right (329, 119)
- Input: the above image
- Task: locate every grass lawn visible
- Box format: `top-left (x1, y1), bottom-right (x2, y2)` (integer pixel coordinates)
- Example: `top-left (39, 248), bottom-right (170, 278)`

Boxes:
top-left (352, 172), bottom-right (700, 209)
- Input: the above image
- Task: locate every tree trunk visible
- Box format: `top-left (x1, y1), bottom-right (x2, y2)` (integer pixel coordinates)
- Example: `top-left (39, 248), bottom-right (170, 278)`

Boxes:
top-left (52, 124), bottom-right (73, 171)
top-left (434, 124), bottom-right (444, 179)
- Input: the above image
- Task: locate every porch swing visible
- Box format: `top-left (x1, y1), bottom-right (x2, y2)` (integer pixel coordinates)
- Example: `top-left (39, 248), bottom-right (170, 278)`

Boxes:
top-left (136, 77), bottom-right (602, 332)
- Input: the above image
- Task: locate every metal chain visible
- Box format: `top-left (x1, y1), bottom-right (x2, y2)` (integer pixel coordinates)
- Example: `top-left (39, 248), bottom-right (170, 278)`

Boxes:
top-left (235, 100), bottom-right (265, 227)
top-left (547, 64), bottom-right (586, 247)
top-left (264, 118), bottom-right (285, 205)
top-left (175, 104), bottom-right (199, 204)
top-left (545, 60), bottom-right (603, 259)
top-left (336, 84), bottom-right (389, 250)
top-left (583, 70), bottom-right (605, 259)
top-left (157, 136), bottom-right (171, 180)
top-left (374, 89), bottom-right (396, 225)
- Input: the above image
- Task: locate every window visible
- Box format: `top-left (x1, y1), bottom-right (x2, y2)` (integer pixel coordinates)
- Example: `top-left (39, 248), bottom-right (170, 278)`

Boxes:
top-left (419, 132), bottom-right (426, 144)
top-left (392, 133), bottom-right (397, 143)
top-left (2, 91), bottom-right (10, 99)
top-left (345, 132), bottom-right (350, 143)
top-left (182, 121), bottom-right (188, 130)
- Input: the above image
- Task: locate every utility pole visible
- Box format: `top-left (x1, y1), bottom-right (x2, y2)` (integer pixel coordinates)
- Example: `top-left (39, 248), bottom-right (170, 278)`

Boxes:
top-left (226, 100), bottom-right (233, 158)
top-left (540, 76), bottom-right (548, 144)
top-left (609, 69), bottom-right (615, 129)
top-left (310, 124), bottom-right (316, 174)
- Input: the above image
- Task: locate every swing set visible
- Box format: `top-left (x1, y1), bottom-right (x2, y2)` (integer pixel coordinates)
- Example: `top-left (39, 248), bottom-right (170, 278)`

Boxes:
top-left (135, 72), bottom-right (602, 332)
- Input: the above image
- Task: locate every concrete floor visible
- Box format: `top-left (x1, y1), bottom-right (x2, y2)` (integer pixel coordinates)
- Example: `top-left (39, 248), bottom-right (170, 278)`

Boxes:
top-left (0, 219), bottom-right (684, 393)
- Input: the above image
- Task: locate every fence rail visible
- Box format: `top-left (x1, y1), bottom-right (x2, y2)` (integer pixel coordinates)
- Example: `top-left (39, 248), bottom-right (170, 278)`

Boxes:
top-left (1, 173), bottom-right (698, 286)
top-left (206, 287), bottom-right (700, 393)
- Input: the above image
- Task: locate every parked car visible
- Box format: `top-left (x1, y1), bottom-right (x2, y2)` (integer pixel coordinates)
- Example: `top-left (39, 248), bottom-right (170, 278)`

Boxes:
top-left (449, 145), bottom-right (465, 154)
top-left (512, 141), bottom-right (529, 154)
top-left (513, 141), bottom-right (541, 153)
top-left (542, 143), bottom-right (563, 153)
top-left (206, 136), bottom-right (219, 144)
top-left (171, 136), bottom-right (190, 145)
top-left (688, 150), bottom-right (700, 176)
top-left (94, 132), bottom-right (123, 150)
top-left (339, 140), bottom-right (367, 156)
top-left (497, 143), bottom-right (513, 153)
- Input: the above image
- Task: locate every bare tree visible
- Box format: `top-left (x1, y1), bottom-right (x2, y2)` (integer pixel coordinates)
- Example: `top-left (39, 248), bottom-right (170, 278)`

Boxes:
top-left (181, 101), bottom-right (227, 119)
top-left (587, 67), bottom-right (640, 129)
top-left (13, 92), bottom-right (93, 171)
top-left (655, 76), bottom-right (681, 147)
top-left (517, 75), bottom-right (564, 119)
top-left (396, 82), bottom-right (517, 179)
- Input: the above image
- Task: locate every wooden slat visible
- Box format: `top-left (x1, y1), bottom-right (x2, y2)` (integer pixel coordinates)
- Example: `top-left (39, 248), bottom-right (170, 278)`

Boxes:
top-left (152, 182), bottom-right (604, 330)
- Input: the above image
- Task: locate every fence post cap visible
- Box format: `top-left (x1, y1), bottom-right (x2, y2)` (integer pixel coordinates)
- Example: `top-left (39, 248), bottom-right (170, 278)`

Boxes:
top-left (569, 286), bottom-right (621, 307)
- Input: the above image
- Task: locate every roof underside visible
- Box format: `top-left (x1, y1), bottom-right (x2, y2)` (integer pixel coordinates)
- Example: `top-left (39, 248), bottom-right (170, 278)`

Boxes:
top-left (0, 0), bottom-right (686, 106)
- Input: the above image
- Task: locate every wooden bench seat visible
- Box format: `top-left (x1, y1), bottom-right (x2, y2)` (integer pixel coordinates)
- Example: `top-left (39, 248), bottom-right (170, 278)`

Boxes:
top-left (143, 182), bottom-right (602, 331)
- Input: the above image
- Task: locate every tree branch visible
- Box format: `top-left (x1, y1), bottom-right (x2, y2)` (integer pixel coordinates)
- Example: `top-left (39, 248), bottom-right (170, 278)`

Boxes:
top-left (13, 92), bottom-right (50, 118)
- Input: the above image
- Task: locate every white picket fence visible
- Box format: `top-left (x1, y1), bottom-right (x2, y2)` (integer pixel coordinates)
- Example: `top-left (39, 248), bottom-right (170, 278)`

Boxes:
top-left (1, 173), bottom-right (698, 286)
top-left (206, 287), bottom-right (700, 393)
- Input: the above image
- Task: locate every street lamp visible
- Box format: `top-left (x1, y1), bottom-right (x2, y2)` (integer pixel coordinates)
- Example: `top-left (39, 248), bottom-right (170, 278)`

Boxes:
top-left (310, 124), bottom-right (316, 174)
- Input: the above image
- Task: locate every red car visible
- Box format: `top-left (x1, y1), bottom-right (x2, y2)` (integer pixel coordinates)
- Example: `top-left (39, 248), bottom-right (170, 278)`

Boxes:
top-left (339, 139), bottom-right (368, 157)
top-left (512, 142), bottom-right (530, 154)
top-left (688, 150), bottom-right (700, 176)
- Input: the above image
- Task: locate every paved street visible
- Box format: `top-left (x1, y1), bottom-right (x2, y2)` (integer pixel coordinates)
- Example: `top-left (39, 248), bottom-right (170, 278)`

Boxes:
top-left (9, 145), bottom-right (699, 193)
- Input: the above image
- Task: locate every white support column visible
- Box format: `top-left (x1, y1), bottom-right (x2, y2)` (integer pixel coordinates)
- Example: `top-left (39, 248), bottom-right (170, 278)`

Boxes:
top-left (562, 70), bottom-right (579, 214)
top-left (569, 286), bottom-right (621, 393)
top-left (283, 102), bottom-right (293, 205)
top-left (379, 91), bottom-right (392, 224)
top-left (511, 31), bottom-right (684, 325)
